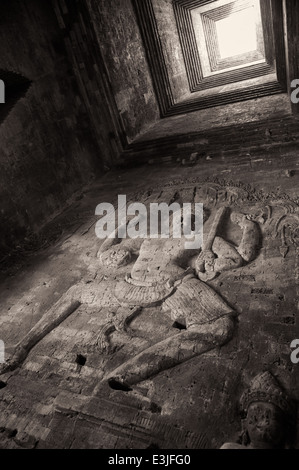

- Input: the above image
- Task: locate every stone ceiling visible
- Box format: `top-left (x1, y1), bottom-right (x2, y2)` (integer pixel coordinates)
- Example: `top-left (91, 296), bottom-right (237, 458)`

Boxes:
top-left (133, 0), bottom-right (287, 116)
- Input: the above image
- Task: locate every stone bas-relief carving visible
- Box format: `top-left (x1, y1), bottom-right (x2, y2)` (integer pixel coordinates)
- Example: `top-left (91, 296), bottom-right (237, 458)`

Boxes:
top-left (0, 206), bottom-right (260, 385)
top-left (196, 210), bottom-right (259, 282)
top-left (183, 177), bottom-right (299, 257)
top-left (97, 207), bottom-right (260, 390)
top-left (221, 372), bottom-right (296, 449)
top-left (0, 178), bottom-right (298, 452)
top-left (0, 295), bottom-right (82, 376)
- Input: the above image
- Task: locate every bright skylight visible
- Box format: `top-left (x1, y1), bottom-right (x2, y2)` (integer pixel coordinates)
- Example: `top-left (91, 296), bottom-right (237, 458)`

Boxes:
top-left (216, 7), bottom-right (258, 59)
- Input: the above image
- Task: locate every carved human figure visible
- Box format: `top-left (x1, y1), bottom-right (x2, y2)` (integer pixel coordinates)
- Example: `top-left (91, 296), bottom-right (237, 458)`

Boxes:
top-left (97, 208), bottom-right (260, 390)
top-left (0, 207), bottom-right (260, 387)
top-left (221, 372), bottom-right (296, 449)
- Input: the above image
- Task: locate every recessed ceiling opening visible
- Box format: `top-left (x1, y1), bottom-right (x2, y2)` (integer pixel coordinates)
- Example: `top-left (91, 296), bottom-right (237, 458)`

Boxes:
top-left (191, 0), bottom-right (267, 81)
top-left (134, 0), bottom-right (287, 116)
top-left (216, 7), bottom-right (258, 59)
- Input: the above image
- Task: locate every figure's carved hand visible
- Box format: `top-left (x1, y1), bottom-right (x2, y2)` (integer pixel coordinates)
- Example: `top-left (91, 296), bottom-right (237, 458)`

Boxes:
top-left (230, 212), bottom-right (248, 230)
top-left (106, 310), bottom-right (129, 333)
top-left (196, 250), bottom-right (216, 272)
top-left (195, 250), bottom-right (218, 281)
top-left (166, 267), bottom-right (194, 289)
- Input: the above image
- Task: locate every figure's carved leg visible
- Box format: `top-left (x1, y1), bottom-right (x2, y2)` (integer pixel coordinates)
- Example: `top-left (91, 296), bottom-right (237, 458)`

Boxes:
top-left (0, 289), bottom-right (81, 375)
top-left (103, 315), bottom-right (235, 389)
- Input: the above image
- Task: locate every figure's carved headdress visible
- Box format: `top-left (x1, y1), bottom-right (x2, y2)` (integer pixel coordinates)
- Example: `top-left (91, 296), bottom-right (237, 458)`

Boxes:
top-left (240, 372), bottom-right (295, 421)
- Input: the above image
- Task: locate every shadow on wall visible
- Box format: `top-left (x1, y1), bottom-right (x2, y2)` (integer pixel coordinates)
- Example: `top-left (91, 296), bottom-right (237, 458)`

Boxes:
top-left (0, 69), bottom-right (32, 123)
top-left (0, 0), bottom-right (118, 265)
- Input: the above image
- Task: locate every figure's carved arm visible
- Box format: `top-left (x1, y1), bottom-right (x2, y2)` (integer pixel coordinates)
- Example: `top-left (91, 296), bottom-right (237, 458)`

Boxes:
top-left (212, 214), bottom-right (260, 271)
top-left (195, 207), bottom-right (228, 281)
top-left (231, 212), bottom-right (260, 263)
top-left (195, 211), bottom-right (260, 281)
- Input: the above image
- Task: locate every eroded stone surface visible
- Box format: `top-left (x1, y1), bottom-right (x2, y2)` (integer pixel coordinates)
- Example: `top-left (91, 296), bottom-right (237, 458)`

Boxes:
top-left (0, 158), bottom-right (298, 449)
top-left (221, 371), bottom-right (296, 449)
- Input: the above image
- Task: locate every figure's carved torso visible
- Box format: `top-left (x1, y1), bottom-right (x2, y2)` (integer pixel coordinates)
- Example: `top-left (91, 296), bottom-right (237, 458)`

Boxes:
top-left (130, 238), bottom-right (187, 284)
